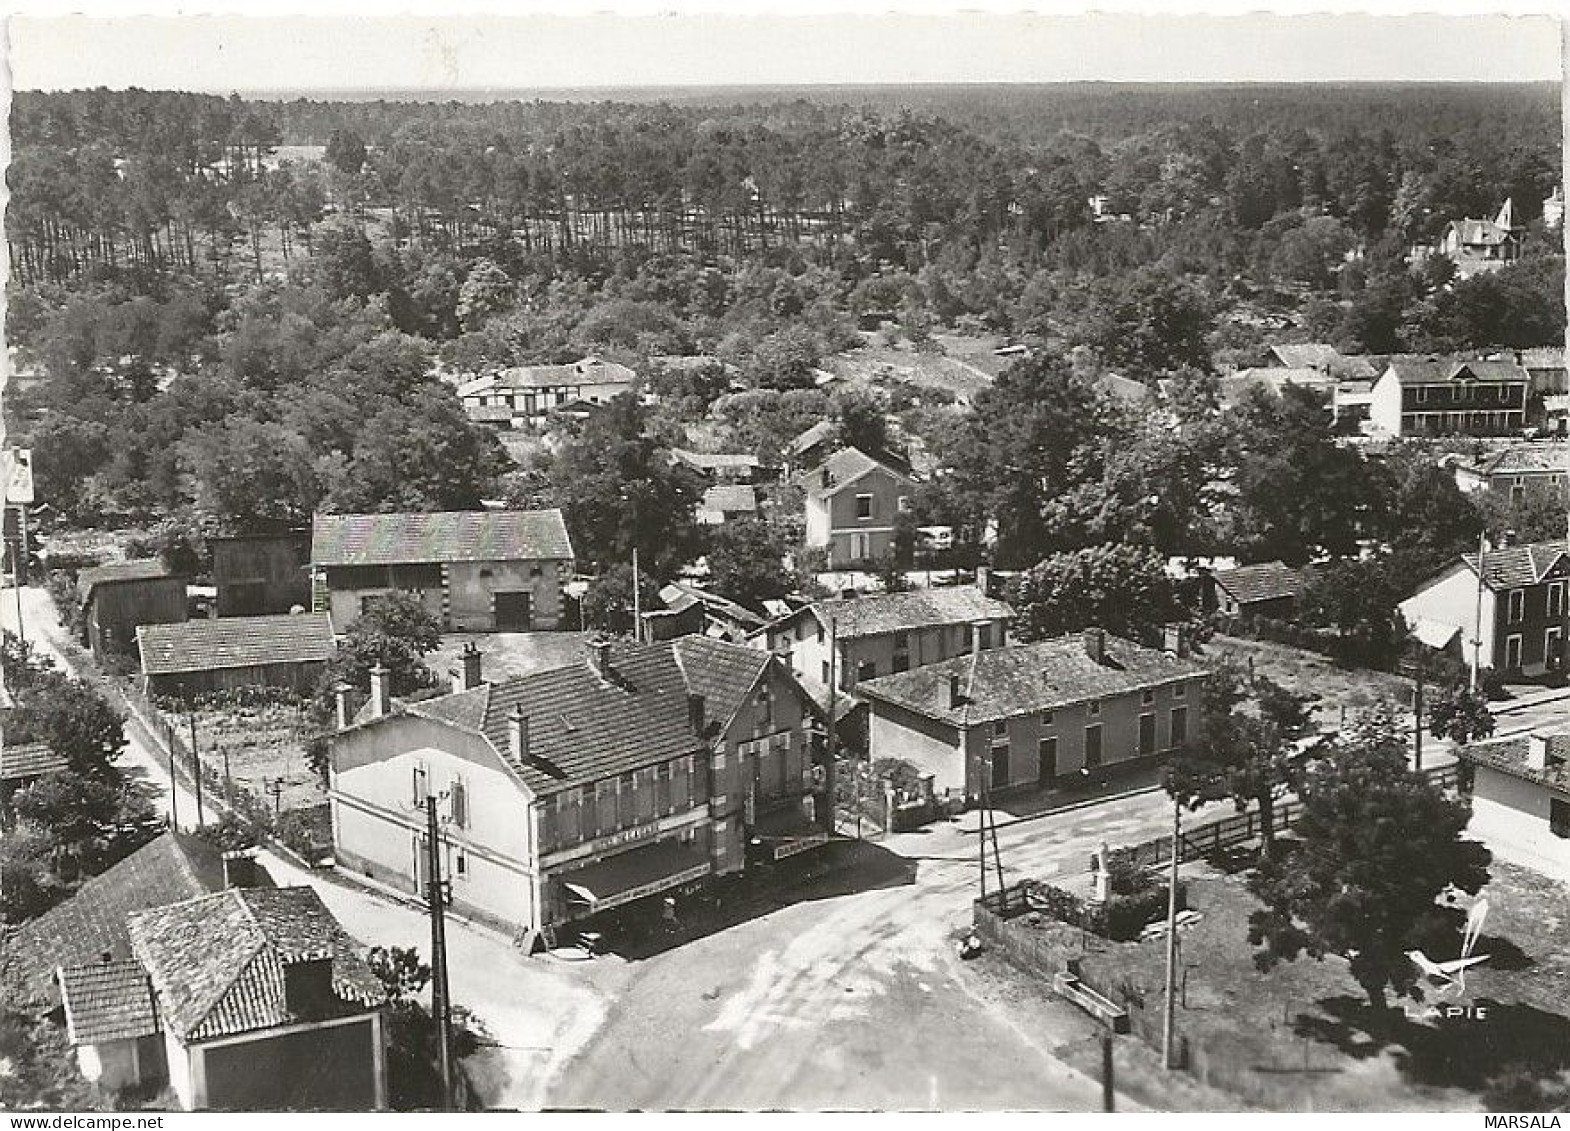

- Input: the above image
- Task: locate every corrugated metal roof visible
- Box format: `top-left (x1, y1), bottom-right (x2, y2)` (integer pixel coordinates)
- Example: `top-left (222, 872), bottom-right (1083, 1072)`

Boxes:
top-left (312, 509), bottom-right (574, 567)
top-left (136, 613), bottom-right (335, 677)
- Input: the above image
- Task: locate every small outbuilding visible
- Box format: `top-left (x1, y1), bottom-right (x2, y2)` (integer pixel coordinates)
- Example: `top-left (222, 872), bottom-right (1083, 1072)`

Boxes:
top-left (77, 560), bottom-right (187, 664)
top-left (1206, 561), bottom-right (1302, 620)
top-left (136, 612), bottom-right (335, 700)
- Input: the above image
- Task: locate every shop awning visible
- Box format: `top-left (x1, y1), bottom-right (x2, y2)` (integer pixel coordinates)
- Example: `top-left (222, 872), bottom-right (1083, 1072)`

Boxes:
top-left (750, 805), bottom-right (831, 861)
top-left (560, 839), bottom-right (711, 914)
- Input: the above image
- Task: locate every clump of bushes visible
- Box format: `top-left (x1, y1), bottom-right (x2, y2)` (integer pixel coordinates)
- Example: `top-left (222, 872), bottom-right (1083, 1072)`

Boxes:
top-left (1020, 863), bottom-right (1188, 943)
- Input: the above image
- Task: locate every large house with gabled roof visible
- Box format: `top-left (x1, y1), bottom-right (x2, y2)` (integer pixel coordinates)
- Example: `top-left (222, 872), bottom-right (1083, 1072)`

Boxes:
top-left (1399, 538), bottom-right (1570, 676)
top-left (1369, 356), bottom-right (1531, 437)
top-left (457, 355), bottom-right (636, 426)
top-left (800, 446), bottom-right (916, 569)
top-left (310, 509), bottom-right (574, 633)
top-left (328, 635), bottom-right (829, 938)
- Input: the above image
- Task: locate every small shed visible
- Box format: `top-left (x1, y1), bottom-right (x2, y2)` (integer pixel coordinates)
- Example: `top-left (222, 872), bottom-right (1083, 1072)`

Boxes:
top-left (136, 612), bottom-right (335, 700)
top-left (1, 740), bottom-right (67, 827)
top-left (77, 560), bottom-right (187, 664)
top-left (1207, 561), bottom-right (1302, 620)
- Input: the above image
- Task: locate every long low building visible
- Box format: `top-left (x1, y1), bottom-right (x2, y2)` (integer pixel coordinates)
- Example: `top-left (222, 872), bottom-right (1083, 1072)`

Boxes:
top-left (136, 612), bottom-right (336, 699)
top-left (858, 629), bottom-right (1208, 802)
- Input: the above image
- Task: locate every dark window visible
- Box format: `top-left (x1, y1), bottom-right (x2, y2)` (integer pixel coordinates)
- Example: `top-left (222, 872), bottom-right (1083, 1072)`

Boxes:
top-left (990, 743), bottom-right (1010, 792)
top-left (1142, 688), bottom-right (1155, 705)
top-left (856, 660), bottom-right (877, 683)
top-left (1171, 707), bottom-right (1189, 748)
top-left (449, 778), bottom-right (468, 828)
top-left (1139, 714), bottom-right (1156, 755)
top-left (856, 494), bottom-right (874, 519)
top-left (412, 764), bottom-right (428, 806)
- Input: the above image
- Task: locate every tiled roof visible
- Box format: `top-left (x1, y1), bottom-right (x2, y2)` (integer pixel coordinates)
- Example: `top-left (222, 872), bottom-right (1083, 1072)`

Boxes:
top-left (1212, 561), bottom-right (1301, 605)
top-left (670, 449), bottom-right (760, 473)
top-left (2, 832), bottom-right (226, 1005)
top-left (0, 741), bottom-right (66, 781)
top-left (1456, 733), bottom-right (1570, 797)
top-left (857, 634), bottom-right (1210, 727)
top-left (787, 420), bottom-right (835, 455)
top-left (1383, 357), bottom-right (1530, 386)
top-left (1097, 373), bottom-right (1154, 405)
top-left (800, 446), bottom-right (913, 500)
top-left (810, 586), bottom-right (1013, 641)
top-left (1521, 347), bottom-right (1566, 370)
top-left (136, 613), bottom-right (335, 677)
top-left (1267, 344), bottom-right (1379, 380)
top-left (76, 559), bottom-right (174, 604)
top-left (1464, 442), bottom-right (1569, 476)
top-left (58, 960), bottom-right (160, 1045)
top-left (699, 484), bottom-right (758, 515)
top-left (408, 651), bottom-right (704, 796)
top-left (312, 509), bottom-right (574, 567)
top-left (659, 581), bottom-right (767, 628)
top-left (1449, 218), bottom-right (1511, 247)
top-left (128, 886), bottom-right (384, 1042)
top-left (1460, 539), bottom-right (1570, 591)
top-left (1219, 369), bottom-right (1333, 408)
top-left (491, 356), bottom-right (636, 391)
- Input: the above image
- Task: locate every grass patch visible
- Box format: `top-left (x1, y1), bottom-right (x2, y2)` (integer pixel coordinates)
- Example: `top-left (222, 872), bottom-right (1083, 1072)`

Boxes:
top-left (1206, 634), bottom-right (1413, 732)
top-left (1063, 861), bottom-right (1570, 1111)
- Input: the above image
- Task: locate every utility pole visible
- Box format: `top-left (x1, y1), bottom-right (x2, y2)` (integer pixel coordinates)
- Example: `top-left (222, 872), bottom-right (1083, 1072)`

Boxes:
top-left (1162, 792), bottom-right (1181, 1071)
top-left (223, 746), bottom-right (234, 811)
top-left (1101, 1034), bottom-right (1115, 1112)
top-left (10, 507), bottom-right (23, 645)
top-left (168, 744), bottom-right (180, 830)
top-left (824, 612), bottom-right (838, 837)
top-left (188, 710), bottom-right (205, 826)
top-left (1413, 652), bottom-right (1425, 774)
top-left (1471, 527), bottom-right (1487, 691)
top-left (631, 546), bottom-right (642, 643)
top-left (425, 795), bottom-right (456, 1110)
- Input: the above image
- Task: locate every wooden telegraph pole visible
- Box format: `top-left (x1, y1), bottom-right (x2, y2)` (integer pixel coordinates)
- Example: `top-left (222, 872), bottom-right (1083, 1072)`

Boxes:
top-left (1162, 793), bottom-right (1181, 1070)
top-left (425, 795), bottom-right (456, 1110)
top-left (188, 710), bottom-right (205, 826)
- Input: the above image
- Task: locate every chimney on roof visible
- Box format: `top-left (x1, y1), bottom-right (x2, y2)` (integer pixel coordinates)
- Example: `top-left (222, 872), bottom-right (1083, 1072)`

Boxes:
top-left (976, 565), bottom-right (991, 597)
top-left (820, 466), bottom-right (833, 489)
top-left (222, 850), bottom-right (257, 890)
top-left (1500, 529), bottom-right (1517, 549)
top-left (688, 693), bottom-right (707, 739)
top-left (333, 681), bottom-right (354, 730)
top-left (1163, 624), bottom-right (1189, 658)
top-left (368, 664), bottom-right (390, 719)
top-left (587, 639), bottom-right (613, 681)
top-left (509, 706), bottom-right (529, 764)
top-left (452, 642), bottom-right (484, 694)
top-left (1527, 732), bottom-right (1552, 770)
top-left (1083, 627), bottom-right (1106, 665)
top-left (949, 673), bottom-right (967, 710)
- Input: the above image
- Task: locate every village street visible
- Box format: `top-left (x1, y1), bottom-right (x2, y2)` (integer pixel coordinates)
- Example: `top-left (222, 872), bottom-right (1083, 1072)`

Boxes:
top-left (4, 580), bottom-right (1220, 1109)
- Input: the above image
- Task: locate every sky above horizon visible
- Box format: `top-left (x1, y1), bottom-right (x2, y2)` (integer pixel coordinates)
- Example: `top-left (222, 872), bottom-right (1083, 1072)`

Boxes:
top-left (9, 10), bottom-right (1564, 92)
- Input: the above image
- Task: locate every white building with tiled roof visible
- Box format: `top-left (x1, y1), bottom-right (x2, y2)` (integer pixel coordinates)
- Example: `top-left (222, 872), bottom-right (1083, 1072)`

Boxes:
top-left (1400, 538), bottom-right (1570, 676)
top-left (858, 629), bottom-right (1209, 802)
top-left (1456, 730), bottom-right (1570, 881)
top-left (310, 508), bottom-right (574, 633)
top-left (457, 355), bottom-right (636, 425)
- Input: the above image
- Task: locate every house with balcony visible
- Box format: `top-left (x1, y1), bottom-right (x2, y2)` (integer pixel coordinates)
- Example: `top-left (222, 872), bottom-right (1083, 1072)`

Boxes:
top-left (310, 509), bottom-right (574, 633)
top-left (327, 636), bottom-right (828, 940)
top-left (1399, 538), bottom-right (1570, 677)
top-left (800, 447), bottom-right (916, 569)
top-left (858, 628), bottom-right (1208, 804)
top-left (1368, 357), bottom-right (1531, 438)
top-left (754, 581), bottom-right (1013, 700)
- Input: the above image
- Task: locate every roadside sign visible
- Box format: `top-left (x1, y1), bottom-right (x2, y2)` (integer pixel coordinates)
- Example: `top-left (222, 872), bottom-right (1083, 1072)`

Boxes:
top-left (3, 449), bottom-right (34, 505)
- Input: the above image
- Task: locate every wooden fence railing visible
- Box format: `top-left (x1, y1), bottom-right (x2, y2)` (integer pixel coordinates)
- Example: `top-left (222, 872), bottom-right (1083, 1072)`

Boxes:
top-left (1125, 762), bottom-right (1462, 868)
